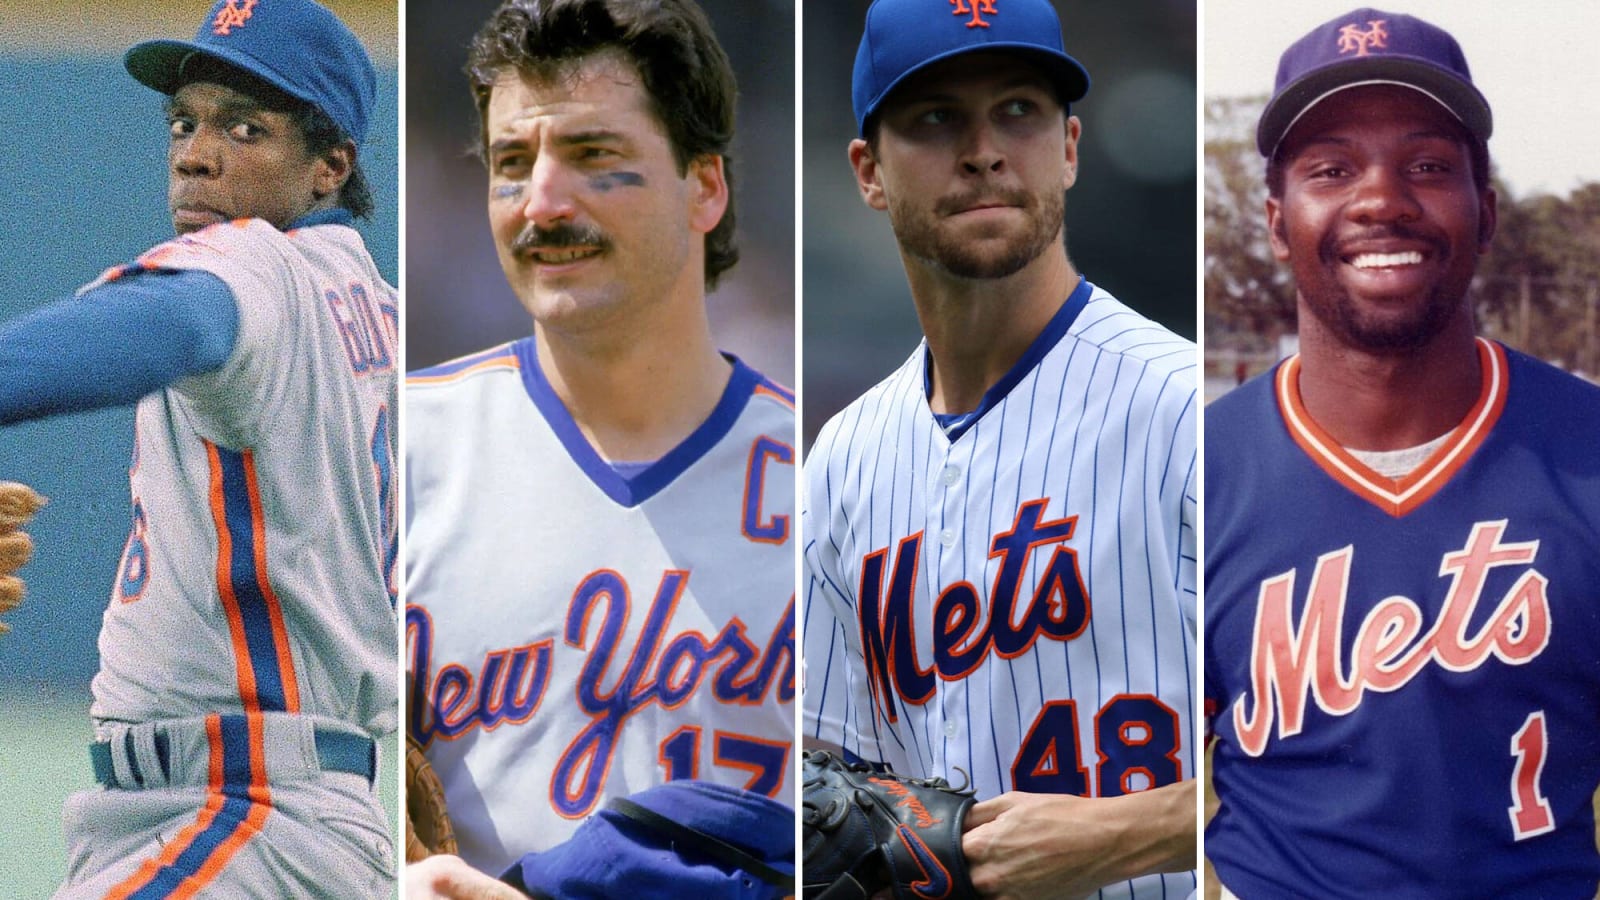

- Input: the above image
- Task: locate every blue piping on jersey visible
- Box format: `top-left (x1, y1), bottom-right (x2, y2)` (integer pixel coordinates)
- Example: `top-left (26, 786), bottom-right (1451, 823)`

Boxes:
top-left (513, 337), bottom-right (776, 507)
top-left (924, 276), bottom-right (1093, 442)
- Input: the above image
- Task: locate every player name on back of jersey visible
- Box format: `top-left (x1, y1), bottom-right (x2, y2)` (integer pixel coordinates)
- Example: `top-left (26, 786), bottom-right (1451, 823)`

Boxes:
top-left (859, 497), bottom-right (1090, 718)
top-left (1231, 518), bottom-right (1549, 757)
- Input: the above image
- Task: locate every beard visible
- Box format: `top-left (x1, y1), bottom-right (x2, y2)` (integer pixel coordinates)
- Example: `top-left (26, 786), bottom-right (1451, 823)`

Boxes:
top-left (886, 185), bottom-right (1065, 279)
top-left (1301, 283), bottom-right (1465, 352)
top-left (1291, 222), bottom-right (1477, 353)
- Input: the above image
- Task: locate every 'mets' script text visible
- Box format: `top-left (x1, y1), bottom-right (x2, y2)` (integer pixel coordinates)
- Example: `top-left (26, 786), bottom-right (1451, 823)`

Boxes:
top-left (1233, 520), bottom-right (1550, 756)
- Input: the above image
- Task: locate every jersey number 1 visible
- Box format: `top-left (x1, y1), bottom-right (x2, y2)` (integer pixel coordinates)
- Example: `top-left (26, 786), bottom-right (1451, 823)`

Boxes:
top-left (1509, 710), bottom-right (1554, 840)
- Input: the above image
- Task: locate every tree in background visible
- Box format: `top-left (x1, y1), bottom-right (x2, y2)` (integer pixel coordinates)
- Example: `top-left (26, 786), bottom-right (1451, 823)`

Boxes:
top-left (1206, 94), bottom-right (1600, 379)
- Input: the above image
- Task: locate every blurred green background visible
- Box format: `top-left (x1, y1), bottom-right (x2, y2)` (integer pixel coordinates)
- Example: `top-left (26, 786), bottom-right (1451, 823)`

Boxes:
top-left (0, 2), bottom-right (399, 894)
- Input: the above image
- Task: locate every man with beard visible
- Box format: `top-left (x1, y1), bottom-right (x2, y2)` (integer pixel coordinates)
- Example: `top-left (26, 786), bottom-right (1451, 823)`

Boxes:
top-left (1204, 9), bottom-right (1600, 898)
top-left (404, 0), bottom-right (795, 896)
top-left (801, 0), bottom-right (1199, 897)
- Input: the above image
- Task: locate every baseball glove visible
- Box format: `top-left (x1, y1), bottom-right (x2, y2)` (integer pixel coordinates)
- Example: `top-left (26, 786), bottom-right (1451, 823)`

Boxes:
top-left (0, 482), bottom-right (46, 635)
top-left (801, 750), bottom-right (979, 900)
top-left (405, 734), bottom-right (458, 862)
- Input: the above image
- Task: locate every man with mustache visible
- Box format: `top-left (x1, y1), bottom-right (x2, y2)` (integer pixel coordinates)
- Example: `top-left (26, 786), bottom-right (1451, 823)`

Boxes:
top-left (1204, 9), bottom-right (1600, 898)
top-left (802, 0), bottom-right (1199, 897)
top-left (0, 0), bottom-right (397, 895)
top-left (404, 0), bottom-right (795, 896)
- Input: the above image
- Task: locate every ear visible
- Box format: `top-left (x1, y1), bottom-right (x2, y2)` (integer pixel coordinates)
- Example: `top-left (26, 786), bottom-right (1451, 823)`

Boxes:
top-left (1062, 115), bottom-right (1081, 191)
top-left (848, 138), bottom-right (887, 211)
top-left (313, 140), bottom-right (355, 200)
top-left (686, 153), bottom-right (730, 235)
top-left (1477, 186), bottom-right (1497, 251)
top-left (1265, 195), bottom-right (1291, 261)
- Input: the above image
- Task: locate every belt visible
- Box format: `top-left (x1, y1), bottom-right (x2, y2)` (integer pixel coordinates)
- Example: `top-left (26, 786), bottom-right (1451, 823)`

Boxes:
top-left (91, 725), bottom-right (375, 789)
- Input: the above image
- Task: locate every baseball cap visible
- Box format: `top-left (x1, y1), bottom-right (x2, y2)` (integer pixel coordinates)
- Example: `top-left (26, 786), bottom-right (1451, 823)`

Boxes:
top-left (498, 780), bottom-right (795, 899)
top-left (1257, 7), bottom-right (1491, 157)
top-left (852, 0), bottom-right (1090, 136)
top-left (125, 0), bottom-right (376, 147)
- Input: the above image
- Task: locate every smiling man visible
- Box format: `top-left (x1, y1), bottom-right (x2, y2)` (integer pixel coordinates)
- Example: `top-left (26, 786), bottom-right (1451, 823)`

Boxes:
top-left (0, 0), bottom-right (398, 896)
top-left (403, 1), bottom-right (795, 897)
top-left (1204, 8), bottom-right (1600, 898)
top-left (801, 1), bottom-right (1199, 898)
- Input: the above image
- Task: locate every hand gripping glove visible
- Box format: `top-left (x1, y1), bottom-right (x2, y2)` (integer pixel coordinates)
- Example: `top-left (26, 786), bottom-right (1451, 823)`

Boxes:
top-left (801, 750), bottom-right (979, 900)
top-left (0, 482), bottom-right (46, 634)
top-left (405, 734), bottom-right (458, 862)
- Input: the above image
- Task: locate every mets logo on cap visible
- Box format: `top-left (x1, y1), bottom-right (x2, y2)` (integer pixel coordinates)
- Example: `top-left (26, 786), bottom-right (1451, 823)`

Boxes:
top-left (1337, 19), bottom-right (1388, 56)
top-left (952, 0), bottom-right (998, 29)
top-left (213, 0), bottom-right (259, 36)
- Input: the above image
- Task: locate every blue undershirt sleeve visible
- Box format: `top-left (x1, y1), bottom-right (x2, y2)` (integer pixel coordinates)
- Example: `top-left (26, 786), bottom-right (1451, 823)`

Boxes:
top-left (0, 270), bottom-right (239, 425)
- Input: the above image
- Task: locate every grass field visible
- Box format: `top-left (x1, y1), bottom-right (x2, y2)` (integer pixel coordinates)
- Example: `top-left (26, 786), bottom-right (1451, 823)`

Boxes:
top-left (1, 691), bottom-right (400, 897)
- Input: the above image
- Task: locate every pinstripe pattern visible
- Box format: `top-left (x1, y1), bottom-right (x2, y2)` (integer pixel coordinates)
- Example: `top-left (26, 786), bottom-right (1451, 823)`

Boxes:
top-left (803, 281), bottom-right (1197, 900)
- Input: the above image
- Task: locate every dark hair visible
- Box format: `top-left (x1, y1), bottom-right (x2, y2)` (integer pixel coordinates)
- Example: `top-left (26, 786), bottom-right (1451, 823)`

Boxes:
top-left (467, 0), bottom-right (739, 287)
top-left (1265, 131), bottom-right (1491, 200)
top-left (176, 55), bottom-right (373, 219)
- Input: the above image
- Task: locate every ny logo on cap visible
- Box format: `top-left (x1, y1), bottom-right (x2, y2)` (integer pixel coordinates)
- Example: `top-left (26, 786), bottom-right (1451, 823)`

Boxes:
top-left (951, 0), bottom-right (998, 29)
top-left (212, 0), bottom-right (259, 36)
top-left (1337, 19), bottom-right (1389, 57)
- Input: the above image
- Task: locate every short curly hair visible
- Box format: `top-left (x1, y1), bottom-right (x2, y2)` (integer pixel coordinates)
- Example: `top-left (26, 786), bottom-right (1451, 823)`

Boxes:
top-left (467, 0), bottom-right (739, 287)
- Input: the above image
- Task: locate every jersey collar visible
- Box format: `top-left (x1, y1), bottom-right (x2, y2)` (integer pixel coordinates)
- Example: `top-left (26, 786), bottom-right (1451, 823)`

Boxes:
top-left (285, 208), bottom-right (355, 230)
top-left (922, 275), bottom-right (1093, 442)
top-left (514, 337), bottom-right (762, 508)
top-left (1275, 336), bottom-right (1509, 517)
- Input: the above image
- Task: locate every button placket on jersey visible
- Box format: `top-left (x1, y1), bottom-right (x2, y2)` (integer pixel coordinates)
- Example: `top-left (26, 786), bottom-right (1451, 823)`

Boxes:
top-left (932, 450), bottom-right (969, 770)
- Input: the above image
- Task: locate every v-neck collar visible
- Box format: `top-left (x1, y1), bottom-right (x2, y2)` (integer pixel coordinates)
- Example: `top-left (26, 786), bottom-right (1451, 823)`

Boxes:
top-left (923, 276), bottom-right (1093, 442)
top-left (514, 338), bottom-right (763, 508)
top-left (1275, 336), bottom-right (1509, 517)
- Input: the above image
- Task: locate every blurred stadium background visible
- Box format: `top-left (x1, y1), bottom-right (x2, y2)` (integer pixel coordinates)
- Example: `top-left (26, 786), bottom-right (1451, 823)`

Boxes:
top-left (803, 0), bottom-right (1198, 445)
top-left (0, 3), bottom-right (398, 895)
top-left (405, 0), bottom-right (796, 386)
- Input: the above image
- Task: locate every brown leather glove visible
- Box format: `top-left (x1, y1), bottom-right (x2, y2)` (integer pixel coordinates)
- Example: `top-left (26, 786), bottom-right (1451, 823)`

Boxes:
top-left (406, 733), bottom-right (459, 863)
top-left (0, 482), bottom-right (46, 634)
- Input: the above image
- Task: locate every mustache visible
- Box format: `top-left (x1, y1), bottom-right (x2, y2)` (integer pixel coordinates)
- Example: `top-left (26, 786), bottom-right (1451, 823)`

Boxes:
top-left (512, 222), bottom-right (611, 256)
top-left (1323, 225), bottom-right (1446, 261)
top-left (935, 187), bottom-right (1034, 217)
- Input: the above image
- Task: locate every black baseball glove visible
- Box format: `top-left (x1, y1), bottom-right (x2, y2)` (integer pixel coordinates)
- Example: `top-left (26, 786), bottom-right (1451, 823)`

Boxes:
top-left (801, 749), bottom-right (979, 900)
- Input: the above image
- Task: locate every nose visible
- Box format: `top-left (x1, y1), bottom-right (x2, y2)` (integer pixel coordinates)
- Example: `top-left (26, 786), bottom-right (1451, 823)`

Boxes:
top-left (1345, 165), bottom-right (1421, 224)
top-left (958, 121), bottom-right (1005, 176)
top-left (519, 154), bottom-right (578, 227)
top-left (172, 126), bottom-right (220, 178)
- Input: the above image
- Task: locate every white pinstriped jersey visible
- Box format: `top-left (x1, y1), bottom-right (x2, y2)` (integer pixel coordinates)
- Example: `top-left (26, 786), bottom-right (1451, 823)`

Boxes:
top-left (803, 279), bottom-right (1198, 900)
top-left (405, 339), bottom-right (796, 875)
top-left (86, 215), bottom-right (399, 737)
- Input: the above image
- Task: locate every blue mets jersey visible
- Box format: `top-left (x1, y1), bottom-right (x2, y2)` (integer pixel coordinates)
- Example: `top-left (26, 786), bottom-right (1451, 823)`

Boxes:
top-left (1205, 338), bottom-right (1600, 899)
top-left (804, 279), bottom-right (1199, 900)
top-left (405, 338), bottom-right (796, 875)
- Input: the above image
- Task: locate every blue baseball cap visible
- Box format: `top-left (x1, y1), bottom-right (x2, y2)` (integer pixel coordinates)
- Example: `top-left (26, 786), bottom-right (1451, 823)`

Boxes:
top-left (852, 0), bottom-right (1090, 136)
top-left (125, 0), bottom-right (376, 147)
top-left (1257, 8), bottom-right (1491, 157)
top-left (499, 781), bottom-right (795, 899)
